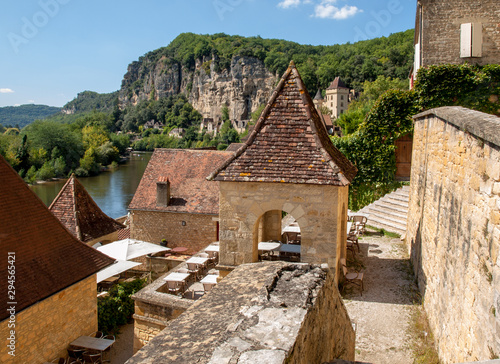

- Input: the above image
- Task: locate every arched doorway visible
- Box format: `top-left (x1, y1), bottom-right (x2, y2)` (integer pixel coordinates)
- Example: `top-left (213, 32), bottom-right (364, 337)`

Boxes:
top-left (252, 210), bottom-right (302, 263)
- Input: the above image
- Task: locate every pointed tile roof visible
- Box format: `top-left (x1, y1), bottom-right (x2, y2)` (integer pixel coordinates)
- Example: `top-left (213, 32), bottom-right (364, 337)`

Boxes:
top-left (49, 175), bottom-right (125, 243)
top-left (314, 89), bottom-right (323, 100)
top-left (208, 61), bottom-right (356, 185)
top-left (0, 156), bottom-right (114, 320)
top-left (327, 76), bottom-right (349, 90)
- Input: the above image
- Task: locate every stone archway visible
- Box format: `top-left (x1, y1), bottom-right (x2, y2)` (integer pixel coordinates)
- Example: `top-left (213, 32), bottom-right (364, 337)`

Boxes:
top-left (217, 181), bottom-right (349, 282)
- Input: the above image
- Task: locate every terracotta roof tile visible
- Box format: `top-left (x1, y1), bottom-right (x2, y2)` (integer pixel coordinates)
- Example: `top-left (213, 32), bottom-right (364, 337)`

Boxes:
top-left (326, 76), bottom-right (349, 90)
top-left (49, 175), bottom-right (125, 243)
top-left (129, 149), bottom-right (232, 214)
top-left (0, 156), bottom-right (114, 320)
top-left (208, 62), bottom-right (356, 185)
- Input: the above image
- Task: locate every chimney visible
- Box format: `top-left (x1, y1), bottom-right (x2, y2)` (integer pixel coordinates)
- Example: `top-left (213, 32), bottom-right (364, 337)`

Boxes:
top-left (156, 177), bottom-right (170, 207)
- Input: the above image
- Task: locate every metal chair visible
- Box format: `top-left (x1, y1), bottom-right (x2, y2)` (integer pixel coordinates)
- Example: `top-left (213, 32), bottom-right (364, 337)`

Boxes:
top-left (340, 258), bottom-right (364, 296)
top-left (90, 331), bottom-right (104, 339)
top-left (67, 348), bottom-right (85, 361)
top-left (101, 335), bottom-right (115, 363)
top-left (82, 350), bottom-right (102, 363)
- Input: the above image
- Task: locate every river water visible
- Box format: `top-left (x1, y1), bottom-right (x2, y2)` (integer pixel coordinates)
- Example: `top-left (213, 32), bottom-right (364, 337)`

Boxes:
top-left (30, 152), bottom-right (153, 219)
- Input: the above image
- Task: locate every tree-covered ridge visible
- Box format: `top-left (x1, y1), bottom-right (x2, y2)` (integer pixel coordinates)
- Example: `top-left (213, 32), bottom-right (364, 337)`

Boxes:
top-left (124, 30), bottom-right (414, 96)
top-left (62, 90), bottom-right (119, 114)
top-left (0, 104), bottom-right (61, 128)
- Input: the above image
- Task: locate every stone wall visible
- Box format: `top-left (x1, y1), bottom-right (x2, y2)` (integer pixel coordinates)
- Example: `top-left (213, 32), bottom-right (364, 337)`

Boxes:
top-left (131, 266), bottom-right (193, 352)
top-left (130, 210), bottom-right (218, 254)
top-left (0, 275), bottom-right (98, 363)
top-left (218, 181), bottom-right (349, 282)
top-left (126, 262), bottom-right (355, 364)
top-left (420, 0), bottom-right (500, 67)
top-left (407, 107), bottom-right (500, 363)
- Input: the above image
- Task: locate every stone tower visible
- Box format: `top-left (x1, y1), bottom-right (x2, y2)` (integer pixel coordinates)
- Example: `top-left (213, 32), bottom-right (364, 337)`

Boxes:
top-left (325, 77), bottom-right (350, 118)
top-left (208, 61), bottom-right (357, 281)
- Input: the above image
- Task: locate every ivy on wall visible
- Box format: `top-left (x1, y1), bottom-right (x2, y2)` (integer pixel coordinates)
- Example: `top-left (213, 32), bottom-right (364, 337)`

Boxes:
top-left (415, 64), bottom-right (500, 117)
top-left (333, 64), bottom-right (500, 189)
top-left (331, 64), bottom-right (500, 210)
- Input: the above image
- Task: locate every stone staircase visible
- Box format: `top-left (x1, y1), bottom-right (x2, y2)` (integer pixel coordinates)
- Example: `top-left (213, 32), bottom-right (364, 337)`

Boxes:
top-left (358, 185), bottom-right (410, 236)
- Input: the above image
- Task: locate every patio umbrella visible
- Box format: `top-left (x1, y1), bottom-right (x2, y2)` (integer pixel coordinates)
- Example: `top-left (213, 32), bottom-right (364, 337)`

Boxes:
top-left (96, 260), bottom-right (141, 283)
top-left (97, 238), bottom-right (170, 261)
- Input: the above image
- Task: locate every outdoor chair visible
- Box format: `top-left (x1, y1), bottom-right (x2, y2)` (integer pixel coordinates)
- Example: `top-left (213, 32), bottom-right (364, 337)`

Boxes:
top-left (90, 331), bottom-right (104, 339)
top-left (187, 262), bottom-right (201, 280)
top-left (166, 280), bottom-right (182, 295)
top-left (352, 215), bottom-right (368, 235)
top-left (340, 258), bottom-right (364, 296)
top-left (207, 250), bottom-right (218, 266)
top-left (82, 350), bottom-right (102, 364)
top-left (346, 240), bottom-right (357, 258)
top-left (347, 232), bottom-right (360, 253)
top-left (51, 358), bottom-right (68, 364)
top-left (67, 348), bottom-right (85, 361)
top-left (101, 335), bottom-right (115, 363)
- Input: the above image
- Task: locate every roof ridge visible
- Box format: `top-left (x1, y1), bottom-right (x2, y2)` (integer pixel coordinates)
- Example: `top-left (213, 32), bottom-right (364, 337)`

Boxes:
top-left (207, 61), bottom-right (356, 185)
top-left (207, 62), bottom-right (295, 180)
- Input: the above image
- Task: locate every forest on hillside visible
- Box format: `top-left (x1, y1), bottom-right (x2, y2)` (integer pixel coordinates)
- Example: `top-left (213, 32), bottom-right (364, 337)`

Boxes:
top-left (124, 30), bottom-right (414, 99)
top-left (0, 104), bottom-right (61, 128)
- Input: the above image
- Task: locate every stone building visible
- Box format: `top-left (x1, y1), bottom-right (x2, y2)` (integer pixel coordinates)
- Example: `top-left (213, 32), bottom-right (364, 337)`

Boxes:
top-left (325, 77), bottom-right (350, 118)
top-left (0, 156), bottom-right (114, 363)
top-left (412, 0), bottom-right (500, 83)
top-left (49, 174), bottom-right (125, 246)
top-left (208, 61), bottom-right (357, 281)
top-left (406, 107), bottom-right (500, 363)
top-left (199, 117), bottom-right (221, 136)
top-left (128, 148), bottom-right (232, 254)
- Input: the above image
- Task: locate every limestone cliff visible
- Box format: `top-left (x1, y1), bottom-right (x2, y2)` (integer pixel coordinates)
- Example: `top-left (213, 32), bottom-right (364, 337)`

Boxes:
top-left (119, 55), bottom-right (277, 121)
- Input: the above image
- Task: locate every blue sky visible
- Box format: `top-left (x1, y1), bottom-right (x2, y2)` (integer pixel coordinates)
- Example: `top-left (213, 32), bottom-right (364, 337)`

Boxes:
top-left (0, 0), bottom-right (416, 107)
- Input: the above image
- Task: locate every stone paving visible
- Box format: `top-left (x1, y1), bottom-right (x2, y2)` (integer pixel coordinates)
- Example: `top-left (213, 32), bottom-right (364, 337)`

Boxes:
top-left (342, 228), bottom-right (421, 364)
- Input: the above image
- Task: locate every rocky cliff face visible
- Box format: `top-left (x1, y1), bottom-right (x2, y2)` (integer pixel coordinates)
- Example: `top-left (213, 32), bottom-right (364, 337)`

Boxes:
top-left (119, 55), bottom-right (277, 120)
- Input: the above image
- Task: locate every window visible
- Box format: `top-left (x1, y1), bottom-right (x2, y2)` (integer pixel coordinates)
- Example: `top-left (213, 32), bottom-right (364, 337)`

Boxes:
top-left (460, 23), bottom-right (482, 58)
top-left (341, 102), bottom-right (344, 107)
top-left (341, 95), bottom-right (344, 100)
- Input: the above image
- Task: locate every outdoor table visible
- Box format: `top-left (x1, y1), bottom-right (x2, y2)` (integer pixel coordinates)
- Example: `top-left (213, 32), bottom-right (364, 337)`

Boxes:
top-left (186, 256), bottom-right (209, 267)
top-left (205, 245), bottom-right (220, 252)
top-left (171, 246), bottom-right (188, 254)
top-left (279, 244), bottom-right (301, 254)
top-left (163, 272), bottom-right (190, 282)
top-left (258, 242), bottom-right (281, 251)
top-left (200, 274), bottom-right (218, 284)
top-left (70, 336), bottom-right (114, 352)
top-left (282, 225), bottom-right (301, 233)
top-left (200, 274), bottom-right (218, 291)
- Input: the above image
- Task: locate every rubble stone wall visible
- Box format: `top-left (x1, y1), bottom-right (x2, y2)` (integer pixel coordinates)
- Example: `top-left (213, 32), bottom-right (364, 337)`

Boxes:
top-left (126, 262), bottom-right (355, 364)
top-left (407, 107), bottom-right (500, 363)
top-left (130, 210), bottom-right (218, 255)
top-left (419, 0), bottom-right (500, 67)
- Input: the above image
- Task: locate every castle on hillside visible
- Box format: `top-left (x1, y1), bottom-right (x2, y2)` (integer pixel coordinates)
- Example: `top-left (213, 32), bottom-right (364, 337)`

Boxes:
top-left (313, 77), bottom-right (352, 119)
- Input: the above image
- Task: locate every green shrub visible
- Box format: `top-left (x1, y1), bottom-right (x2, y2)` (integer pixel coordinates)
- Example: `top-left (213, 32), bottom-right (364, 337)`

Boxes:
top-left (98, 278), bottom-right (146, 334)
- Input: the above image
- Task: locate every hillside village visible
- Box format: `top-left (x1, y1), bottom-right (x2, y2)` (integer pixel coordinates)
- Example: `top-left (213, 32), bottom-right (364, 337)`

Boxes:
top-left (1, 0), bottom-right (500, 363)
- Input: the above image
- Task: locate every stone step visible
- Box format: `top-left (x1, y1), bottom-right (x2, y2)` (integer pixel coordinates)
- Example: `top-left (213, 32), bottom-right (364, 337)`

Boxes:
top-left (368, 205), bottom-right (407, 222)
top-left (357, 186), bottom-right (410, 236)
top-left (366, 215), bottom-right (407, 235)
top-left (371, 200), bottom-right (408, 215)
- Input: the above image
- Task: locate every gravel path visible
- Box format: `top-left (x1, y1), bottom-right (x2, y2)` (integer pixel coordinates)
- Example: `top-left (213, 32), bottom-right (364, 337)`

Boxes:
top-left (342, 229), bottom-right (420, 364)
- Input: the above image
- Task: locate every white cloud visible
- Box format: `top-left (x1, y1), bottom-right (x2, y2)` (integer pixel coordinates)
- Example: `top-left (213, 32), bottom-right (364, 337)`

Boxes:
top-left (278, 0), bottom-right (301, 9)
top-left (28, 100), bottom-right (35, 103)
top-left (314, 1), bottom-right (361, 20)
top-left (0, 88), bottom-right (14, 94)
